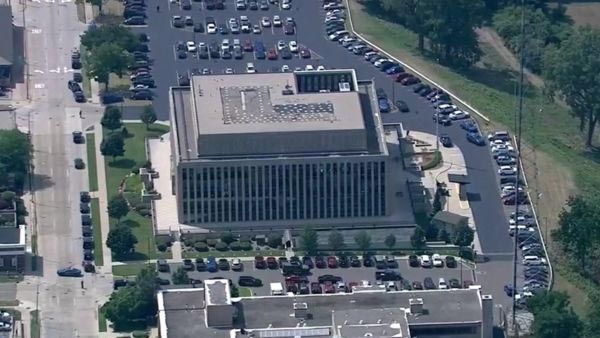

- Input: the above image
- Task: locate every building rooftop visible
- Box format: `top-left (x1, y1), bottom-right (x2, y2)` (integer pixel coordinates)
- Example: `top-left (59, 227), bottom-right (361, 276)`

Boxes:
top-left (171, 71), bottom-right (387, 160)
top-left (0, 226), bottom-right (22, 245)
top-left (205, 279), bottom-right (231, 306)
top-left (0, 5), bottom-right (14, 66)
top-left (159, 287), bottom-right (487, 338)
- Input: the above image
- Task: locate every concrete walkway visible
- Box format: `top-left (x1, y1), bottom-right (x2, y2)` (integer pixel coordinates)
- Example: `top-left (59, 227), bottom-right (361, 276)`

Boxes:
top-left (410, 131), bottom-right (483, 254)
top-left (93, 124), bottom-right (114, 272)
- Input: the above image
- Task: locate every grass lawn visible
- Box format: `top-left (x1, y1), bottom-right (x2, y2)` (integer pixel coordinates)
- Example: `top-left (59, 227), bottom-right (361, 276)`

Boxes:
top-left (98, 306), bottom-right (107, 332)
top-left (86, 133), bottom-right (98, 192)
top-left (103, 123), bottom-right (171, 261)
top-left (0, 300), bottom-right (19, 306)
top-left (112, 262), bottom-right (154, 277)
top-left (0, 273), bottom-right (23, 283)
top-left (30, 310), bottom-right (40, 338)
top-left (182, 250), bottom-right (286, 259)
top-left (238, 287), bottom-right (252, 297)
top-left (347, 0), bottom-right (592, 312)
top-left (80, 45), bottom-right (92, 98)
top-left (91, 198), bottom-right (104, 266)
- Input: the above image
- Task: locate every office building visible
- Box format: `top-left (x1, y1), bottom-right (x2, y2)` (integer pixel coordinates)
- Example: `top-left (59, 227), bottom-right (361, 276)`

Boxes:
top-left (170, 70), bottom-right (413, 228)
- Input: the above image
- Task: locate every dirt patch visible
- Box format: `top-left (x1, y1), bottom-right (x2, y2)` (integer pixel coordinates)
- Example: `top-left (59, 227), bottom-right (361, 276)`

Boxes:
top-left (565, 2), bottom-right (600, 27)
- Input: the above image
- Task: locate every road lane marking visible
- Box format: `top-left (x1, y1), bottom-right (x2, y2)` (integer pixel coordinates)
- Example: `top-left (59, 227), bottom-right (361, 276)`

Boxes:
top-left (34, 83), bottom-right (46, 89)
top-left (32, 28), bottom-right (43, 34)
top-left (64, 67), bottom-right (74, 73)
top-left (49, 68), bottom-right (61, 73)
top-left (34, 70), bottom-right (45, 74)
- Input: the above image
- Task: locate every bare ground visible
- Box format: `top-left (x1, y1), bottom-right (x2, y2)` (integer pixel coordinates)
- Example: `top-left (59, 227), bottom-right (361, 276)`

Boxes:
top-left (565, 2), bottom-right (600, 28)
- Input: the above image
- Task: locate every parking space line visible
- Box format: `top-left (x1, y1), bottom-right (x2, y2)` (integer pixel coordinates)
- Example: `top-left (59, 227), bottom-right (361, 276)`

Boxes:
top-left (173, 45), bottom-right (178, 61)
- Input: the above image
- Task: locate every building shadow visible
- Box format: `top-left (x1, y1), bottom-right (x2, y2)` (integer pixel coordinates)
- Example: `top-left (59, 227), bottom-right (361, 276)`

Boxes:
top-left (10, 25), bottom-right (26, 85)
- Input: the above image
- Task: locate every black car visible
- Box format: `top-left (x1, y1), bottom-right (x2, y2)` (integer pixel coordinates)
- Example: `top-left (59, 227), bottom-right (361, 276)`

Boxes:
top-left (182, 259), bottom-right (195, 271)
top-left (408, 255), bottom-right (419, 267)
top-left (375, 270), bottom-right (400, 281)
top-left (80, 191), bottom-right (91, 203)
top-left (440, 134), bottom-right (453, 147)
top-left (82, 226), bottom-right (93, 237)
top-left (82, 238), bottom-right (94, 250)
top-left (74, 158), bottom-right (85, 170)
top-left (318, 274), bottom-right (342, 283)
top-left (73, 91), bottom-right (85, 103)
top-left (449, 278), bottom-right (461, 288)
top-left (249, 1), bottom-right (258, 10)
top-left (132, 78), bottom-right (155, 88)
top-left (124, 9), bottom-right (146, 19)
top-left (194, 22), bottom-right (204, 32)
top-left (57, 267), bottom-right (82, 277)
top-left (124, 16), bottom-right (145, 25)
top-left (221, 50), bottom-right (232, 59)
top-left (350, 255), bottom-right (361, 267)
top-left (181, 0), bottom-right (191, 9)
top-left (130, 90), bottom-right (153, 100)
top-left (81, 214), bottom-right (91, 226)
top-left (218, 23), bottom-right (228, 34)
top-left (68, 80), bottom-right (82, 92)
top-left (395, 100), bottom-right (409, 112)
top-left (339, 256), bottom-right (350, 268)
top-left (73, 72), bottom-right (83, 83)
top-left (239, 276), bottom-right (263, 287)
top-left (80, 202), bottom-right (90, 213)
top-left (423, 277), bottom-right (436, 289)
top-left (72, 131), bottom-right (84, 144)
top-left (445, 256), bottom-right (457, 268)
top-left (280, 48), bottom-right (292, 59)
top-left (84, 252), bottom-right (94, 262)
top-left (184, 16), bottom-right (193, 25)
top-left (195, 258), bottom-right (207, 271)
top-left (178, 75), bottom-right (190, 86)
top-left (218, 258), bottom-right (230, 270)
top-left (233, 48), bottom-right (243, 59)
top-left (363, 255), bottom-right (374, 267)
top-left (385, 256), bottom-right (398, 268)
top-left (71, 59), bottom-right (82, 70)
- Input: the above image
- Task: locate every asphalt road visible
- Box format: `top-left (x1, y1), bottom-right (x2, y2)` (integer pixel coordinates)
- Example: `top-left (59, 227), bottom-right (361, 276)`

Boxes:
top-left (156, 257), bottom-right (476, 296)
top-left (14, 1), bottom-right (113, 337)
top-left (131, 0), bottom-right (513, 254)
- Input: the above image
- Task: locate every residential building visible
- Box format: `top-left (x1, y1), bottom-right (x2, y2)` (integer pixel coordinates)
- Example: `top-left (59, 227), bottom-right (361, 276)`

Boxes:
top-left (169, 70), bottom-right (414, 229)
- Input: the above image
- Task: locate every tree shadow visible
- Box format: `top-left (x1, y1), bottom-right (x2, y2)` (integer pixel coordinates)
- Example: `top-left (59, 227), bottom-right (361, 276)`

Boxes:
top-left (28, 173), bottom-right (55, 192)
top-left (581, 146), bottom-right (600, 164)
top-left (108, 158), bottom-right (136, 169)
top-left (121, 218), bottom-right (140, 228)
top-left (118, 251), bottom-right (149, 261)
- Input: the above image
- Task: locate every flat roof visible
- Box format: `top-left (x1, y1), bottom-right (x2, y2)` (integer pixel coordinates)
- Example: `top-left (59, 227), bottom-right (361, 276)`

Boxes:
top-left (171, 71), bottom-right (388, 160)
top-left (159, 288), bottom-right (485, 338)
top-left (205, 279), bottom-right (231, 306)
top-left (0, 226), bottom-right (21, 245)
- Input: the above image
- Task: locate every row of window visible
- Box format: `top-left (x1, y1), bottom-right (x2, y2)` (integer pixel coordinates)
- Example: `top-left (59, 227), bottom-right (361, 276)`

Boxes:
top-left (179, 161), bottom-right (387, 223)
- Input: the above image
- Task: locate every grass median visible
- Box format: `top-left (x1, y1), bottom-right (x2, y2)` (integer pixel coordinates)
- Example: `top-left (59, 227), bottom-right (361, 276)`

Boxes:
top-left (112, 262), bottom-right (154, 277)
top-left (98, 306), bottom-right (107, 332)
top-left (91, 198), bottom-right (104, 266)
top-left (30, 310), bottom-right (40, 338)
top-left (104, 123), bottom-right (171, 261)
top-left (86, 133), bottom-right (98, 192)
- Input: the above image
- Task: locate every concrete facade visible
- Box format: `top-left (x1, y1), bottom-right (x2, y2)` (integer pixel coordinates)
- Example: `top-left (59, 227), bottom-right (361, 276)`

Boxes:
top-left (0, 225), bottom-right (26, 272)
top-left (169, 70), bottom-right (414, 229)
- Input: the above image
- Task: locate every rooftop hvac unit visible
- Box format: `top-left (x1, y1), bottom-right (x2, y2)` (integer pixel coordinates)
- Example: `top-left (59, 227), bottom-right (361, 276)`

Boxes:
top-left (409, 298), bottom-right (424, 314)
top-left (282, 89), bottom-right (294, 95)
top-left (293, 302), bottom-right (308, 318)
top-left (338, 82), bottom-right (351, 92)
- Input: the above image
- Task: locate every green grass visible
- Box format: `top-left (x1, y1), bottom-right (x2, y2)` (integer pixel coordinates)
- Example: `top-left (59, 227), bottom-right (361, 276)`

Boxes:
top-left (182, 250), bottom-right (286, 259)
top-left (91, 198), bottom-right (104, 266)
top-left (103, 123), bottom-right (171, 261)
top-left (0, 300), bottom-right (19, 306)
top-left (0, 273), bottom-right (23, 283)
top-left (30, 310), bottom-right (40, 338)
top-left (86, 133), bottom-right (98, 192)
top-left (80, 45), bottom-right (92, 98)
top-left (348, 0), bottom-right (600, 193)
top-left (238, 287), bottom-right (252, 297)
top-left (112, 262), bottom-right (154, 277)
top-left (98, 306), bottom-right (107, 332)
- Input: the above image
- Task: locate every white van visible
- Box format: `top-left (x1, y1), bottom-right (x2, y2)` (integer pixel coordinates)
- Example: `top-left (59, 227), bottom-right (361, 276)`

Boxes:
top-left (419, 255), bottom-right (432, 268)
top-left (438, 278), bottom-right (448, 289)
top-left (523, 255), bottom-right (547, 266)
top-left (246, 62), bottom-right (256, 73)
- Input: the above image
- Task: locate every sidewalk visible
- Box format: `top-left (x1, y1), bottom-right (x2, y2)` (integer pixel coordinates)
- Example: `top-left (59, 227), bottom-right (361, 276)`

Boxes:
top-left (93, 124), bottom-right (114, 272)
top-left (409, 131), bottom-right (483, 254)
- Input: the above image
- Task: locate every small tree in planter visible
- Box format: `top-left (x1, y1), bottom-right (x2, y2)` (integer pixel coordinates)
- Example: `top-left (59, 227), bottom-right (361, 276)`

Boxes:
top-left (215, 242), bottom-right (229, 251)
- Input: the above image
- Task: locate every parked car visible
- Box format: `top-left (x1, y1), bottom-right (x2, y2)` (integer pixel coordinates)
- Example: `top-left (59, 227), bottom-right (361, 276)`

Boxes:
top-left (423, 277), bottom-right (436, 289)
top-left (408, 255), bottom-right (420, 267)
top-left (238, 276), bottom-right (262, 287)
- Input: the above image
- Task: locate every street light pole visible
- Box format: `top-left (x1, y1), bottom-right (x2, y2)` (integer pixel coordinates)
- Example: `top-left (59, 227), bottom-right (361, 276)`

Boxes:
top-left (435, 116), bottom-right (439, 151)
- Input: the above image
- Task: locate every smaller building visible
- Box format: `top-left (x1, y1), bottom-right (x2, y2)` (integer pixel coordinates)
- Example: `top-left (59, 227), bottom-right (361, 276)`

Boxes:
top-left (0, 3), bottom-right (15, 86)
top-left (0, 225), bottom-right (25, 272)
top-left (432, 210), bottom-right (469, 233)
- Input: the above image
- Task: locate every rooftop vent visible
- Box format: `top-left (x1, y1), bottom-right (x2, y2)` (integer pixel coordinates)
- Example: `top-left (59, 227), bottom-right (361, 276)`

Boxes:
top-left (339, 82), bottom-right (351, 92)
top-left (409, 298), bottom-right (424, 314)
top-left (293, 302), bottom-right (308, 319)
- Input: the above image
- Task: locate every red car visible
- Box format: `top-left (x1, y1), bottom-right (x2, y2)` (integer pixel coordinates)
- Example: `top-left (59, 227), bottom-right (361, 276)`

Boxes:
top-left (242, 40), bottom-right (253, 52)
top-left (283, 23), bottom-right (295, 35)
top-left (286, 280), bottom-right (298, 293)
top-left (310, 282), bottom-right (322, 294)
top-left (401, 76), bottom-right (421, 86)
top-left (327, 256), bottom-right (338, 268)
top-left (267, 48), bottom-right (278, 60)
top-left (323, 281), bottom-right (335, 294)
top-left (254, 256), bottom-right (266, 269)
top-left (286, 275), bottom-right (308, 284)
top-left (395, 72), bottom-right (410, 82)
top-left (266, 256), bottom-right (278, 269)
top-left (299, 47), bottom-right (311, 59)
top-left (315, 256), bottom-right (326, 268)
top-left (348, 282), bottom-right (358, 292)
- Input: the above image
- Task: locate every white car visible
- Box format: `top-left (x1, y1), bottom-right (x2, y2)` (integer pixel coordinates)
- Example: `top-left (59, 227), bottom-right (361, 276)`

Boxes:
top-left (277, 40), bottom-right (287, 50)
top-left (509, 215), bottom-right (527, 225)
top-left (316, 65), bottom-right (325, 71)
top-left (449, 110), bottom-right (470, 120)
top-left (327, 9), bottom-right (345, 17)
top-left (281, 65), bottom-right (290, 72)
top-left (207, 23), bottom-right (217, 34)
top-left (437, 103), bottom-right (458, 113)
top-left (432, 254), bottom-right (444, 267)
top-left (233, 39), bottom-right (241, 47)
top-left (253, 25), bottom-right (262, 34)
top-left (241, 23), bottom-right (251, 32)
top-left (491, 143), bottom-right (515, 152)
top-left (246, 62), bottom-right (256, 73)
top-left (240, 15), bottom-right (249, 23)
top-left (498, 165), bottom-right (517, 176)
top-left (186, 41), bottom-right (196, 52)
top-left (225, 68), bottom-right (234, 74)
top-left (325, 16), bottom-right (345, 23)
top-left (236, 0), bottom-right (246, 9)
top-left (231, 258), bottom-right (243, 270)
top-left (523, 256), bottom-right (547, 266)
top-left (419, 255), bottom-right (431, 267)
top-left (221, 39), bottom-right (230, 51)
top-left (508, 224), bottom-right (529, 235)
top-left (438, 278), bottom-right (448, 290)
top-left (305, 65), bottom-right (314, 71)
top-left (373, 58), bottom-right (392, 67)
top-left (288, 40), bottom-right (298, 52)
top-left (261, 17), bottom-right (271, 27)
top-left (281, 0), bottom-right (291, 9)
top-left (273, 15), bottom-right (282, 26)
top-left (490, 139), bottom-right (508, 147)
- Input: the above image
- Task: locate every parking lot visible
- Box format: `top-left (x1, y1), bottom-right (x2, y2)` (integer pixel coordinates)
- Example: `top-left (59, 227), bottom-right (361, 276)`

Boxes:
top-left (150, 255), bottom-right (476, 296)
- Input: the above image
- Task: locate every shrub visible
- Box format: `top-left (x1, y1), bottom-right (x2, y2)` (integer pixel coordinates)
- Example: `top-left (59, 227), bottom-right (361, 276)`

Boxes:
top-left (138, 209), bottom-right (152, 217)
top-left (220, 232), bottom-right (236, 245)
top-left (183, 238), bottom-right (196, 247)
top-left (1, 191), bottom-right (15, 202)
top-left (229, 241), bottom-right (241, 251)
top-left (239, 234), bottom-right (252, 242)
top-left (157, 244), bottom-right (167, 252)
top-left (142, 160), bottom-right (152, 169)
top-left (17, 215), bottom-right (26, 225)
top-left (16, 202), bottom-right (26, 215)
top-left (131, 166), bottom-right (140, 174)
top-left (240, 241), bottom-right (252, 251)
top-left (131, 331), bottom-right (149, 338)
top-left (194, 242), bottom-right (208, 252)
top-left (206, 239), bottom-right (218, 247)
top-left (267, 234), bottom-right (282, 248)
top-left (215, 242), bottom-right (229, 251)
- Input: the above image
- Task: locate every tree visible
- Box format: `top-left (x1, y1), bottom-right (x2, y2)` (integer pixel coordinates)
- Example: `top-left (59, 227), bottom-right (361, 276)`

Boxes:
top-left (220, 232), bottom-right (236, 245)
top-left (267, 234), bottom-right (282, 248)
top-left (101, 133), bottom-right (125, 163)
top-left (301, 226), bottom-right (319, 256)
top-left (384, 234), bottom-right (396, 250)
top-left (354, 231), bottom-right (372, 253)
top-left (86, 0), bottom-right (103, 14)
top-left (328, 231), bottom-right (345, 252)
top-left (0, 129), bottom-right (32, 190)
top-left (438, 228), bottom-right (451, 243)
top-left (101, 106), bottom-right (123, 131)
top-left (411, 226), bottom-right (426, 249)
top-left (452, 224), bottom-right (475, 247)
top-left (544, 26), bottom-right (600, 147)
top-left (552, 195), bottom-right (600, 271)
top-left (528, 291), bottom-right (583, 338)
top-left (102, 266), bottom-right (157, 330)
top-left (140, 105), bottom-right (157, 130)
top-left (86, 43), bottom-right (132, 90)
top-left (107, 195), bottom-right (129, 220)
top-left (106, 225), bottom-right (137, 258)
top-left (172, 267), bottom-right (189, 285)
top-left (80, 24), bottom-right (140, 52)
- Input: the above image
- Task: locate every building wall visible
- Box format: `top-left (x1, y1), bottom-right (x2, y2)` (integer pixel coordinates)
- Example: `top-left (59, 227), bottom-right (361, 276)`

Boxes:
top-left (0, 254), bottom-right (25, 272)
top-left (176, 155), bottom-right (390, 227)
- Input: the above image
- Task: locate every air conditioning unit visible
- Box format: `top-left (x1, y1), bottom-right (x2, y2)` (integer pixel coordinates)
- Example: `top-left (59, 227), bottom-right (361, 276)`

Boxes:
top-left (338, 82), bottom-right (351, 92)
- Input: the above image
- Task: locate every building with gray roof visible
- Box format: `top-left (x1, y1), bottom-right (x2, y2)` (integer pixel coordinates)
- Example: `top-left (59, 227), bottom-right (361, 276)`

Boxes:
top-left (169, 70), bottom-right (415, 229)
top-left (157, 281), bottom-right (494, 338)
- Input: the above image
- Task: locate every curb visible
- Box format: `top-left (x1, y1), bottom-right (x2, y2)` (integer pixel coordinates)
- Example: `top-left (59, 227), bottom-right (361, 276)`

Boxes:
top-left (343, 0), bottom-right (490, 123)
